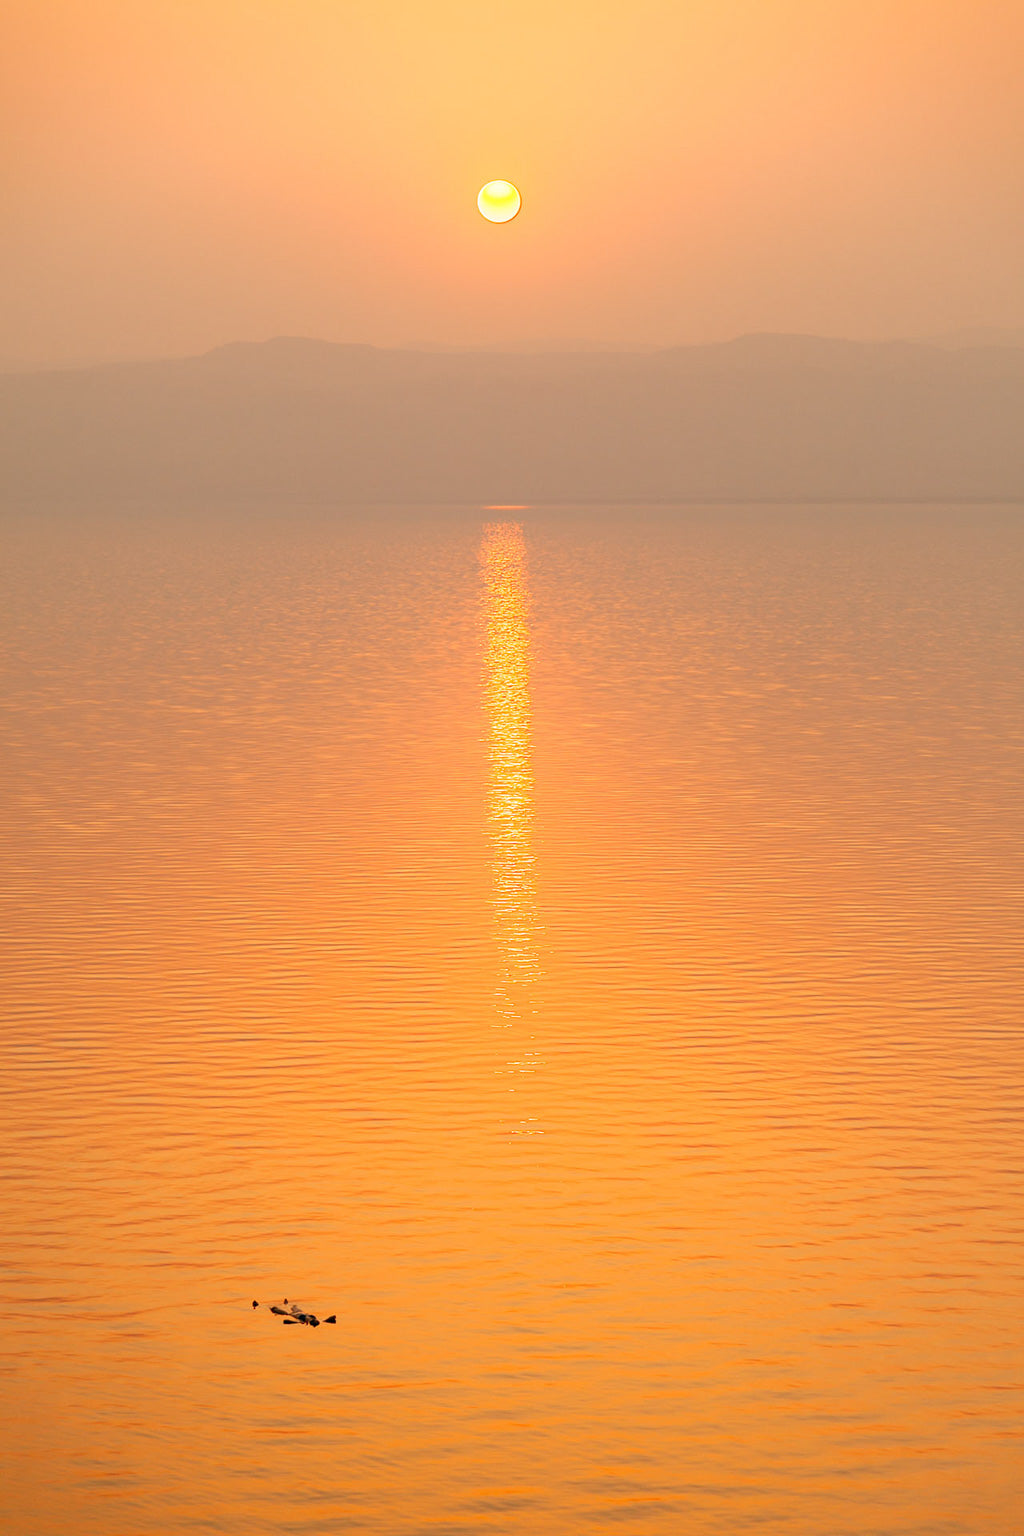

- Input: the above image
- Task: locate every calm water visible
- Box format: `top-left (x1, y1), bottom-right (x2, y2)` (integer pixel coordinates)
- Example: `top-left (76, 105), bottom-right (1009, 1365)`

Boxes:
top-left (2, 504), bottom-right (1023, 1535)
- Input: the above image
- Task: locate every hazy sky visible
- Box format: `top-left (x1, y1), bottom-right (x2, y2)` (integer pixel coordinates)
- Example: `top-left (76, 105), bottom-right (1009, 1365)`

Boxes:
top-left (4, 0), bottom-right (1023, 364)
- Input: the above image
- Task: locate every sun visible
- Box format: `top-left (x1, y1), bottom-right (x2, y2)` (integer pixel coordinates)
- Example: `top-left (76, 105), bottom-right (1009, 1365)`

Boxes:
top-left (477, 180), bottom-right (521, 223)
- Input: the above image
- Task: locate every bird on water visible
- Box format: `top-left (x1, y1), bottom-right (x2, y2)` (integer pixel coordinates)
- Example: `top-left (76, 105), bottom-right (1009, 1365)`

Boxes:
top-left (251, 1299), bottom-right (336, 1327)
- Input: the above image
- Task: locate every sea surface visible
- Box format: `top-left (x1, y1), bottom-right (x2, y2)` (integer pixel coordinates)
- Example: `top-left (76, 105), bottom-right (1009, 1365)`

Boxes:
top-left (2, 503), bottom-right (1022, 1535)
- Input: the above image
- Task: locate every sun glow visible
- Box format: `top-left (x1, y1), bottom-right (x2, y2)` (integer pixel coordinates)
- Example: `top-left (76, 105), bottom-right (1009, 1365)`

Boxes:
top-left (477, 180), bottom-right (521, 223)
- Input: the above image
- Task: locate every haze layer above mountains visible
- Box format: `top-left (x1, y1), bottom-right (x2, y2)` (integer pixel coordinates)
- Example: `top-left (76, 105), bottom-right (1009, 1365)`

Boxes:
top-left (2, 334), bottom-right (1022, 504)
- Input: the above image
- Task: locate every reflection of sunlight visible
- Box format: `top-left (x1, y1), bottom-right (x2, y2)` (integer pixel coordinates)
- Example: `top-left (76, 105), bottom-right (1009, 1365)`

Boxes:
top-left (481, 522), bottom-right (542, 1026)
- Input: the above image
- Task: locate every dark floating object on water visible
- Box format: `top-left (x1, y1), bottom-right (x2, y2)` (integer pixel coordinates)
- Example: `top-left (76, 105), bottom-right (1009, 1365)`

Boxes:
top-left (257, 1299), bottom-right (334, 1329)
top-left (252, 1300), bottom-right (259, 1309)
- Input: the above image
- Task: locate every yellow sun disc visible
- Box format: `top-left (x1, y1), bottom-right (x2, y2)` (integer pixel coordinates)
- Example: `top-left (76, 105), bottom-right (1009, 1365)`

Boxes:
top-left (477, 180), bottom-right (521, 223)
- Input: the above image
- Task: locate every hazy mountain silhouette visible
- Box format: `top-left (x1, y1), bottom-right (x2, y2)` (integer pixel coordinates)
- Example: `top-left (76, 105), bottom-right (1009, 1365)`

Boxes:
top-left (2, 334), bottom-right (1022, 502)
top-left (925, 326), bottom-right (1024, 350)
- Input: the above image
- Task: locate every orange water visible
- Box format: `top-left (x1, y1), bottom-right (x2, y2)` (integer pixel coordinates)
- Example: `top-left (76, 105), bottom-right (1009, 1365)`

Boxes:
top-left (2, 504), bottom-right (1022, 1534)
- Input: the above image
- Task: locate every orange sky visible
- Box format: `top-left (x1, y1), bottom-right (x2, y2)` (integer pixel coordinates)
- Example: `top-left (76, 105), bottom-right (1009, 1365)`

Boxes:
top-left (3, 0), bottom-right (1022, 364)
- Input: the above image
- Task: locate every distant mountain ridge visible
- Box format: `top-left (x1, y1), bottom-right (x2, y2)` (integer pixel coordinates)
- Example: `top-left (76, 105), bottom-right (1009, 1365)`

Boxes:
top-left (2, 333), bottom-right (1022, 502)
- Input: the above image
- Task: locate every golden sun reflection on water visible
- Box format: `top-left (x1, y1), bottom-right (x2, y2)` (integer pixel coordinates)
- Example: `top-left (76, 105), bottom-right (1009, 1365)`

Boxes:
top-left (3, 508), bottom-right (1024, 1533)
top-left (481, 522), bottom-right (542, 1029)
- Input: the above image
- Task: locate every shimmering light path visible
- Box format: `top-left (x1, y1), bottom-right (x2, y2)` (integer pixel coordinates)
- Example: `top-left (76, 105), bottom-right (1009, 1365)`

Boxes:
top-left (482, 521), bottom-right (541, 1016)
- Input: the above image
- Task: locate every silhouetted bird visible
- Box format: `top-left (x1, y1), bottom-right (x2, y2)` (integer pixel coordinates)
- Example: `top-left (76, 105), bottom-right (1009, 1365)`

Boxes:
top-left (258, 1299), bottom-right (332, 1328)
